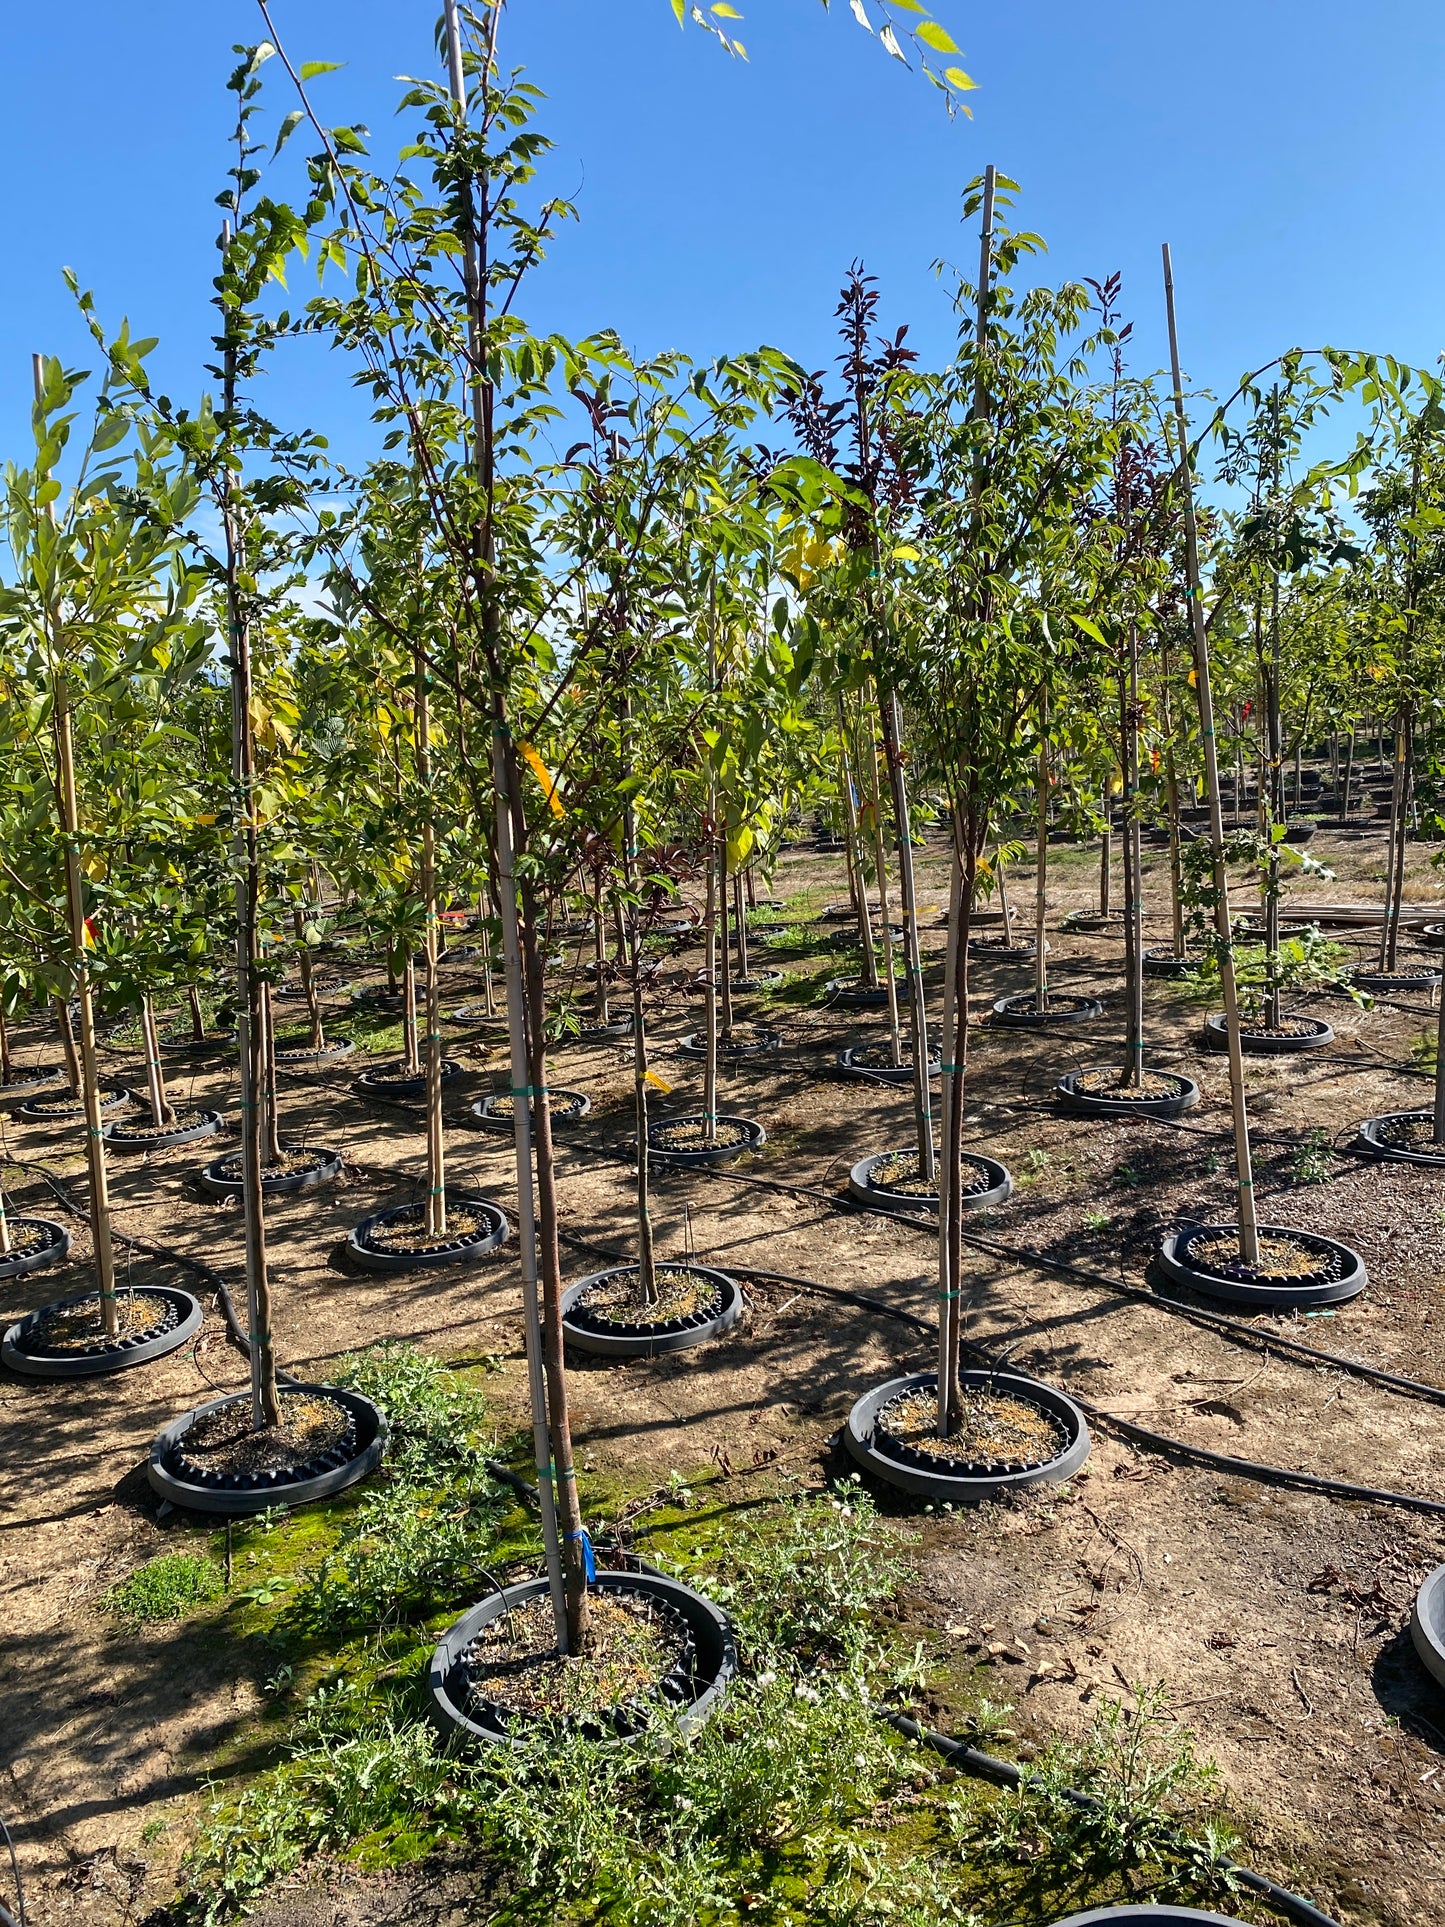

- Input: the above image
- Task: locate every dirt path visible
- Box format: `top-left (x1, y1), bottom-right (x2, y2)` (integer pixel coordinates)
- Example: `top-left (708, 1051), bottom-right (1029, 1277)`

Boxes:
top-left (2, 827), bottom-right (1444, 1927)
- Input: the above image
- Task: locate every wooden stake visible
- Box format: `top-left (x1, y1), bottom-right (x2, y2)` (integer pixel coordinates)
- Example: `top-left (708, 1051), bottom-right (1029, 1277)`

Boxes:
top-left (1162, 244), bottom-right (1260, 1266)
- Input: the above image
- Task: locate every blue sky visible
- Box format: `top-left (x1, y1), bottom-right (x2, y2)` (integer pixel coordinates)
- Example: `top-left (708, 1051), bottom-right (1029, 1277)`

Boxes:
top-left (3, 1), bottom-right (1443, 475)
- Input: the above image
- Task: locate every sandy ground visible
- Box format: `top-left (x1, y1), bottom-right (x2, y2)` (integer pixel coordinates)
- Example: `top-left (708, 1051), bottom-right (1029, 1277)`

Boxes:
top-left (2, 818), bottom-right (1445, 1927)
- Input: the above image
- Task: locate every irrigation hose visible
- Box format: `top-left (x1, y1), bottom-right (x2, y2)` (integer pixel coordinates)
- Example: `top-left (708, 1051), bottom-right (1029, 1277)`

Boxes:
top-left (884, 1714), bottom-right (1342, 1927)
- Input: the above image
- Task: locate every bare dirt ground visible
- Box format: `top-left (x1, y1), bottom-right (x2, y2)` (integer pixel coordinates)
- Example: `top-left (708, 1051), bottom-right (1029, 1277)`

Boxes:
top-left (3, 815), bottom-right (1445, 1927)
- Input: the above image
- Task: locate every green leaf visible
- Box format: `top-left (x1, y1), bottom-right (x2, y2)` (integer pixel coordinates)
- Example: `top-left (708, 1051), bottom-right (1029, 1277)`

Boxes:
top-left (915, 19), bottom-right (960, 52)
top-left (671, 0), bottom-right (685, 19)
top-left (299, 60), bottom-right (343, 80)
top-left (273, 109), bottom-right (305, 156)
top-left (943, 64), bottom-right (977, 90)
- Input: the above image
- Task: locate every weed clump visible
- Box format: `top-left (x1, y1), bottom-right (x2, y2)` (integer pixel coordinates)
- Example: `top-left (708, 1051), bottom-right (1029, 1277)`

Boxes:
top-left (105, 1552), bottom-right (224, 1625)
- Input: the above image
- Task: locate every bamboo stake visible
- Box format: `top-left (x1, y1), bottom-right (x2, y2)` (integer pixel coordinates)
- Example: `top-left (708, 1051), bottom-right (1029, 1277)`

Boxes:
top-left (1033, 696), bottom-right (1050, 1014)
top-left (33, 354), bottom-right (118, 1338)
top-left (1121, 624), bottom-right (1144, 1088)
top-left (417, 646), bottom-right (446, 1238)
top-left (936, 816), bottom-right (964, 1437)
top-left (881, 687), bottom-right (934, 1179)
top-left (140, 996), bottom-right (175, 1130)
top-left (1162, 243), bottom-right (1260, 1266)
top-left (863, 723), bottom-right (902, 1057)
top-left (837, 695), bottom-right (879, 986)
top-left (443, 0), bottom-right (566, 1642)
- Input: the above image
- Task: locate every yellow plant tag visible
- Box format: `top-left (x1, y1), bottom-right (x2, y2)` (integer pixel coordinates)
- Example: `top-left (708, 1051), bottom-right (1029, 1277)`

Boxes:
top-left (644, 1069), bottom-right (672, 1094)
top-left (519, 741), bottom-right (564, 817)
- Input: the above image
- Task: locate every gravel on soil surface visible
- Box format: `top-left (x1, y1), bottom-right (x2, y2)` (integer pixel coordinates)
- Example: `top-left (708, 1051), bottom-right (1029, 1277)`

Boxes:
top-left (577, 1265), bottom-right (724, 1327)
top-left (34, 1292), bottom-right (170, 1351)
top-left (878, 1383), bottom-right (1068, 1470)
top-left (363, 1205), bottom-right (487, 1254)
top-left (651, 1118), bottom-right (753, 1151)
top-left (210, 1146), bottom-right (330, 1182)
top-left (176, 1392), bottom-right (351, 1477)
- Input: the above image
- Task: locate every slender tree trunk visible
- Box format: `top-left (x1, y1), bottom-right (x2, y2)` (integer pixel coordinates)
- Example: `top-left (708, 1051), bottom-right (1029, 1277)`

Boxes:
top-left (837, 696), bottom-right (878, 986)
top-left (994, 852), bottom-right (1011, 935)
top-left (1034, 699), bottom-right (1050, 1014)
top-left (592, 873), bottom-right (609, 1025)
top-left (188, 984), bottom-right (206, 1042)
top-left (0, 1005), bottom-right (10, 1086)
top-left (402, 951), bottom-right (420, 1076)
top-left (418, 653), bottom-right (446, 1238)
top-left (1099, 800), bottom-right (1112, 918)
top-left (1164, 244), bottom-right (1260, 1265)
top-left (140, 996), bottom-right (175, 1130)
top-left (258, 981), bottom-right (283, 1168)
top-left (1121, 626), bottom-right (1144, 1088)
top-left (1263, 580), bottom-right (1284, 1032)
top-left (1379, 712), bottom-right (1412, 972)
top-left (1165, 751), bottom-right (1186, 958)
top-left (880, 687), bottom-right (934, 1178)
top-left (939, 825), bottom-right (977, 1437)
top-left (863, 725), bottom-right (902, 1061)
top-left (733, 870), bottom-right (749, 982)
top-left (54, 995), bottom-right (81, 1093)
top-left (703, 801), bottom-right (719, 1145)
top-left (295, 907), bottom-right (325, 1052)
top-left (1341, 731), bottom-right (1354, 824)
top-left (719, 839), bottom-right (734, 1034)
top-left (628, 939), bottom-right (657, 1301)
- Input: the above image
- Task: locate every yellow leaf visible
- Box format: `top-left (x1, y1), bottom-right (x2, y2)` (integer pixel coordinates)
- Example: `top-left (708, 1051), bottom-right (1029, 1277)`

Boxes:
top-left (891, 543), bottom-right (921, 561)
top-left (710, 1), bottom-right (743, 14)
top-left (644, 1069), bottom-right (673, 1094)
top-left (1188, 668), bottom-right (1198, 687)
top-left (916, 20), bottom-right (960, 53)
top-left (943, 64), bottom-right (977, 90)
top-left (518, 741), bottom-right (565, 817)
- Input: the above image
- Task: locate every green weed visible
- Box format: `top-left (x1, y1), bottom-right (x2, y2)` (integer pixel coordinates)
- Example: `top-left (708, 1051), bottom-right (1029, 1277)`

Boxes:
top-left (1082, 1207), bottom-right (1113, 1232)
top-left (105, 1552), bottom-right (224, 1625)
top-left (1290, 1128), bottom-right (1334, 1185)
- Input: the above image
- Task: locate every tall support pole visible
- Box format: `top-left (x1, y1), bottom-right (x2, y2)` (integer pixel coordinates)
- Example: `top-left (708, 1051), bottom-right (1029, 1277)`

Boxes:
top-left (1121, 624), bottom-right (1145, 1087)
top-left (881, 688), bottom-right (934, 1180)
top-left (444, 0), bottom-right (565, 1636)
top-left (417, 648), bottom-right (447, 1237)
top-left (1162, 244), bottom-right (1260, 1265)
top-left (36, 351), bottom-right (118, 1338)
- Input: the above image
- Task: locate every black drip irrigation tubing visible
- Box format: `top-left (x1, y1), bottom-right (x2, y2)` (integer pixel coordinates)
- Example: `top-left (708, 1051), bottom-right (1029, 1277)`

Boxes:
top-left (885, 1715), bottom-right (1342, 1927)
top-left (555, 1135), bottom-right (1445, 1413)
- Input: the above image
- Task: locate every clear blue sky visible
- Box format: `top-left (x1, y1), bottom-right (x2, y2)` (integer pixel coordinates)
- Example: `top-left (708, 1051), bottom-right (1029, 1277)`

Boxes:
top-left (3, 1), bottom-right (1443, 473)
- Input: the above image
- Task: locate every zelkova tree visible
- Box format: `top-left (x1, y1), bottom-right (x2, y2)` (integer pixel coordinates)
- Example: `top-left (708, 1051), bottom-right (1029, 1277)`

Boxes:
top-left (0, 336), bottom-right (206, 1331)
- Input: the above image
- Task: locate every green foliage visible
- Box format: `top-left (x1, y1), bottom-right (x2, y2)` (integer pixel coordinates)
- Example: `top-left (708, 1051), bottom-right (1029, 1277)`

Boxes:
top-left (104, 1552), bottom-right (224, 1625)
top-left (1289, 1127), bottom-right (1335, 1185)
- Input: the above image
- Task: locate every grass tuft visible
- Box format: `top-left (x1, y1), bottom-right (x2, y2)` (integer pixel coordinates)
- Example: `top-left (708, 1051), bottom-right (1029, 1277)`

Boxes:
top-left (105, 1552), bottom-right (224, 1625)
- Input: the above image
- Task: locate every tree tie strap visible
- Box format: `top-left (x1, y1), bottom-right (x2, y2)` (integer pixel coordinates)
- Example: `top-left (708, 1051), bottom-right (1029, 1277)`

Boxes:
top-left (564, 1525), bottom-right (597, 1582)
top-left (510, 1085), bottom-right (548, 1098)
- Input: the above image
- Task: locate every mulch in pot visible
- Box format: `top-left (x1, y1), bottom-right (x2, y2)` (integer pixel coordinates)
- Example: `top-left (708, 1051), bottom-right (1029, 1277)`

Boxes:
top-left (209, 1146), bottom-right (333, 1184)
top-left (22, 1086), bottom-right (130, 1118)
top-left (31, 1290), bottom-right (173, 1354)
top-left (462, 1589), bottom-right (692, 1732)
top-left (866, 1147), bottom-right (989, 1200)
top-left (876, 1381), bottom-right (1069, 1476)
top-left (1071, 1068), bottom-right (1186, 1101)
top-left (106, 1109), bottom-right (214, 1143)
top-left (648, 1117), bottom-right (755, 1153)
top-left (0, 1220), bottom-right (54, 1258)
top-left (576, 1264), bottom-right (725, 1328)
top-left (1371, 1113), bottom-right (1445, 1154)
top-left (1178, 1225), bottom-right (1343, 1288)
top-left (172, 1390), bottom-right (354, 1481)
top-left (361, 1203), bottom-right (490, 1256)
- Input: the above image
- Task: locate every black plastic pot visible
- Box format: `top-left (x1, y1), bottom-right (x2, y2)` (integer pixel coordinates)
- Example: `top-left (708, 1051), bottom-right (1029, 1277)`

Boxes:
top-left (648, 1114), bottom-right (765, 1166)
top-left (446, 1003), bottom-right (500, 1024)
top-left (146, 1382), bottom-right (387, 1516)
top-left (823, 977), bottom-right (908, 1008)
top-left (848, 1148), bottom-right (1011, 1213)
top-left (1202, 1012), bottom-right (1333, 1053)
top-left (350, 988), bottom-right (405, 1010)
top-left (17, 1084), bottom-right (132, 1124)
top-left (1412, 1562), bottom-right (1445, 1691)
top-left (837, 1045), bottom-right (942, 1084)
top-left (1142, 948), bottom-right (1192, 979)
top-left (0, 1064), bottom-right (64, 1100)
top-left (1350, 966), bottom-right (1442, 995)
top-left (967, 938), bottom-right (1044, 962)
top-left (845, 1369), bottom-right (1091, 1502)
top-left (197, 1145), bottom-right (343, 1199)
top-left (274, 1038), bottom-right (356, 1064)
top-left (159, 1029), bottom-right (237, 1056)
top-left (1420, 922), bottom-right (1445, 948)
top-left (1355, 1110), bottom-right (1445, 1166)
top-left (729, 971), bottom-right (784, 990)
top-left (0, 1217), bottom-right (71, 1282)
top-left (1061, 911), bottom-right (1125, 936)
top-left (990, 993), bottom-right (1104, 1027)
top-left (1055, 1070), bottom-right (1200, 1119)
top-left (1282, 822), bottom-right (1316, 845)
top-left (575, 1013), bottom-right (634, 1040)
top-left (438, 944), bottom-right (483, 964)
top-left (356, 1058), bottom-right (462, 1101)
top-left (3, 1285), bottom-right (202, 1379)
top-left (101, 1109), bottom-right (224, 1154)
top-left (678, 1029), bottom-right (781, 1059)
top-left (471, 1089), bottom-right (591, 1129)
top-left (429, 1569), bottom-right (736, 1747)
top-left (348, 1192), bottom-right (510, 1271)
top-left (1049, 1909), bottom-right (1251, 1925)
top-left (561, 1262), bottom-right (742, 1356)
top-left (1157, 1222), bottom-right (1366, 1308)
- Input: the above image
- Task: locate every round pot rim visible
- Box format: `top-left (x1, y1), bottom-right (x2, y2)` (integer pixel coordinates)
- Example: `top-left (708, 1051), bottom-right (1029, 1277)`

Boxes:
top-left (847, 1149), bottom-right (1011, 1214)
top-left (3, 1285), bottom-right (202, 1379)
top-left (1046, 1908), bottom-right (1253, 1925)
top-left (471, 1089), bottom-right (591, 1129)
top-left (348, 1193), bottom-right (510, 1271)
top-left (146, 1382), bottom-right (388, 1515)
top-left (990, 994), bottom-right (1104, 1027)
top-left (0, 1216), bottom-right (72, 1282)
top-left (1157, 1222), bottom-right (1366, 1308)
top-left (678, 1030), bottom-right (782, 1058)
top-left (1055, 1070), bottom-right (1201, 1119)
top-left (1202, 1011), bottom-right (1334, 1052)
top-left (101, 1108), bottom-right (225, 1153)
top-left (561, 1265), bottom-right (743, 1356)
top-left (197, 1144), bottom-right (343, 1198)
top-left (428, 1569), bottom-right (736, 1747)
top-left (1356, 1110), bottom-right (1445, 1166)
top-left (646, 1114), bottom-right (765, 1165)
top-left (836, 1045), bottom-right (942, 1083)
top-left (356, 1059), bottom-right (462, 1096)
top-left (1413, 1562), bottom-right (1445, 1691)
top-left (274, 1038), bottom-right (357, 1062)
top-left (18, 1084), bottom-right (132, 1122)
top-left (844, 1368), bottom-right (1090, 1501)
